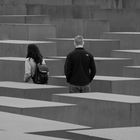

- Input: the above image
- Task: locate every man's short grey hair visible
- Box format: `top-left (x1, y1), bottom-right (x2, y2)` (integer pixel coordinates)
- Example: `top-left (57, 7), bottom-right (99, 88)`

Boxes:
top-left (74, 35), bottom-right (84, 46)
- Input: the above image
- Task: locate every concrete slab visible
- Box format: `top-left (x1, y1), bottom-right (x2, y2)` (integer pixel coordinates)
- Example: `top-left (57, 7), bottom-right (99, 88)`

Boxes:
top-left (53, 92), bottom-right (140, 128)
top-left (47, 38), bottom-right (120, 56)
top-left (0, 56), bottom-right (133, 82)
top-left (123, 66), bottom-right (140, 78)
top-left (0, 57), bottom-right (64, 81)
top-left (0, 96), bottom-right (74, 108)
top-left (112, 50), bottom-right (140, 65)
top-left (45, 18), bottom-right (109, 38)
top-left (0, 23), bottom-right (56, 40)
top-left (0, 132), bottom-right (70, 140)
top-left (69, 127), bottom-right (140, 140)
top-left (26, 3), bottom-right (122, 17)
top-left (53, 92), bottom-right (140, 104)
top-left (0, 81), bottom-right (68, 100)
top-left (73, 0), bottom-right (140, 9)
top-left (94, 9), bottom-right (140, 32)
top-left (101, 32), bottom-right (140, 49)
top-left (46, 56), bottom-right (133, 76)
top-left (72, 0), bottom-right (120, 8)
top-left (25, 5), bottom-right (106, 18)
top-left (94, 57), bottom-right (132, 76)
top-left (0, 0), bottom-right (72, 5)
top-left (0, 40), bottom-right (56, 57)
top-left (0, 16), bottom-right (109, 38)
top-left (0, 4), bottom-right (26, 15)
top-left (0, 0), bottom-right (27, 5)
top-left (27, 0), bottom-right (72, 5)
top-left (0, 15), bottom-right (51, 24)
top-left (49, 75), bottom-right (140, 96)
top-left (0, 111), bottom-right (88, 133)
top-left (0, 96), bottom-right (77, 122)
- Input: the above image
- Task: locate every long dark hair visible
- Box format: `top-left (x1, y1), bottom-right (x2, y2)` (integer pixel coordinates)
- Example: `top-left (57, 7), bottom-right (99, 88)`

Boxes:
top-left (26, 44), bottom-right (43, 64)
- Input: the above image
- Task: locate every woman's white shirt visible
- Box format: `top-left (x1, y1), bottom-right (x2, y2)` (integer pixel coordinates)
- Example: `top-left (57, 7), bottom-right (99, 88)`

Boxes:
top-left (24, 58), bottom-right (46, 82)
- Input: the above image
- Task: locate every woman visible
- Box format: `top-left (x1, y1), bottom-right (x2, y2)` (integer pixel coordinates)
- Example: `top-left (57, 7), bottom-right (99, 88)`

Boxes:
top-left (24, 44), bottom-right (45, 82)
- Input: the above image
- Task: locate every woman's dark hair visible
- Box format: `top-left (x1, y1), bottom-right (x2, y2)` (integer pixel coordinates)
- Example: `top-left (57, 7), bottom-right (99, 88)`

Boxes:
top-left (26, 44), bottom-right (43, 64)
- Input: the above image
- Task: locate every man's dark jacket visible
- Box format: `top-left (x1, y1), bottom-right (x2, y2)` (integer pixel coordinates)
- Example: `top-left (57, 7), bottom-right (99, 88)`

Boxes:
top-left (64, 48), bottom-right (96, 86)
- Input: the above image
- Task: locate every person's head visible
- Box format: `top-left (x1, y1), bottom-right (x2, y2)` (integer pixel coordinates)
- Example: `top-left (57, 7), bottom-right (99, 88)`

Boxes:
top-left (74, 35), bottom-right (84, 48)
top-left (26, 44), bottom-right (43, 64)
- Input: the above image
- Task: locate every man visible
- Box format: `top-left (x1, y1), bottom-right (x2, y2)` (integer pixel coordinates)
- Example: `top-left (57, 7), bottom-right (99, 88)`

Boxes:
top-left (64, 35), bottom-right (96, 93)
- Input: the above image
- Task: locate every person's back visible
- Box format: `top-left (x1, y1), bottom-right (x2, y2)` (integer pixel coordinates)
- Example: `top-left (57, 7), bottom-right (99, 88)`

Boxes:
top-left (24, 57), bottom-right (36, 82)
top-left (64, 35), bottom-right (96, 93)
top-left (24, 44), bottom-right (48, 83)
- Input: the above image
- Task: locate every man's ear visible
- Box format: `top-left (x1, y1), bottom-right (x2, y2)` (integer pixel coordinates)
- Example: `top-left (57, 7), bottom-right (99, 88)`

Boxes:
top-left (74, 41), bottom-right (76, 47)
top-left (83, 41), bottom-right (85, 46)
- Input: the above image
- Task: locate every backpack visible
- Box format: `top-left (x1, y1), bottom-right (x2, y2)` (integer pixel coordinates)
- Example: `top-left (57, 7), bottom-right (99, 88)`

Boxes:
top-left (32, 63), bottom-right (49, 84)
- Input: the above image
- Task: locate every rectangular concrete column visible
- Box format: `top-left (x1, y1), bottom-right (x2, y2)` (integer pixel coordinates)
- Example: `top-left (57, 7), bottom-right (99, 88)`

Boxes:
top-left (101, 32), bottom-right (140, 49)
top-left (0, 40), bottom-right (56, 57)
top-left (53, 92), bottom-right (140, 128)
top-left (0, 81), bottom-right (68, 100)
top-left (49, 75), bottom-right (140, 96)
top-left (0, 23), bottom-right (56, 40)
top-left (47, 38), bottom-right (120, 57)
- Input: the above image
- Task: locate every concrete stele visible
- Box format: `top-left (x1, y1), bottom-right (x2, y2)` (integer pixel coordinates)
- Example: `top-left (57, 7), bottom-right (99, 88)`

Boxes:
top-left (0, 96), bottom-right (75, 108)
top-left (69, 127), bottom-right (140, 140)
top-left (0, 111), bottom-right (89, 133)
top-left (0, 131), bottom-right (70, 140)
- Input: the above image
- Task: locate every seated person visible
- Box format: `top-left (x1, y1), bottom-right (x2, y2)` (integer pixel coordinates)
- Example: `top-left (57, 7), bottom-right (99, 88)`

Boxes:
top-left (24, 44), bottom-right (46, 82)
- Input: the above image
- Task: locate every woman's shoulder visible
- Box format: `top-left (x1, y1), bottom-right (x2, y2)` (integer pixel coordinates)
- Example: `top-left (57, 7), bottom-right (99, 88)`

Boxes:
top-left (25, 57), bottom-right (35, 62)
top-left (25, 57), bottom-right (36, 65)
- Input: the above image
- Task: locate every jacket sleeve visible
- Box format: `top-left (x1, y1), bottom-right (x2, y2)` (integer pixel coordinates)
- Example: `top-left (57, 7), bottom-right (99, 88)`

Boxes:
top-left (89, 55), bottom-right (96, 82)
top-left (64, 55), bottom-right (72, 83)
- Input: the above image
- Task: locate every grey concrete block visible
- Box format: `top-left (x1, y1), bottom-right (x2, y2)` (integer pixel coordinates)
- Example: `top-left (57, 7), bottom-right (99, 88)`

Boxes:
top-left (69, 127), bottom-right (140, 140)
top-left (0, 57), bottom-right (65, 82)
top-left (101, 32), bottom-right (140, 49)
top-left (0, 81), bottom-right (68, 100)
top-left (94, 9), bottom-right (140, 32)
top-left (72, 0), bottom-right (122, 9)
top-left (47, 38), bottom-right (120, 57)
top-left (53, 92), bottom-right (140, 128)
top-left (0, 40), bottom-right (56, 57)
top-left (26, 5), bottom-right (104, 18)
top-left (46, 56), bottom-right (133, 76)
top-left (49, 75), bottom-right (140, 96)
top-left (112, 50), bottom-right (140, 65)
top-left (0, 132), bottom-right (70, 140)
top-left (0, 97), bottom-right (77, 123)
top-left (47, 19), bottom-right (110, 38)
top-left (0, 23), bottom-right (56, 40)
top-left (0, 111), bottom-right (88, 133)
top-left (123, 66), bottom-right (140, 78)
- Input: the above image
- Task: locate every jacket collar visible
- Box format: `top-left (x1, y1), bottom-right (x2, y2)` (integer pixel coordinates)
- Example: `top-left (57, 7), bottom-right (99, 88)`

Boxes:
top-left (75, 45), bottom-right (84, 49)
